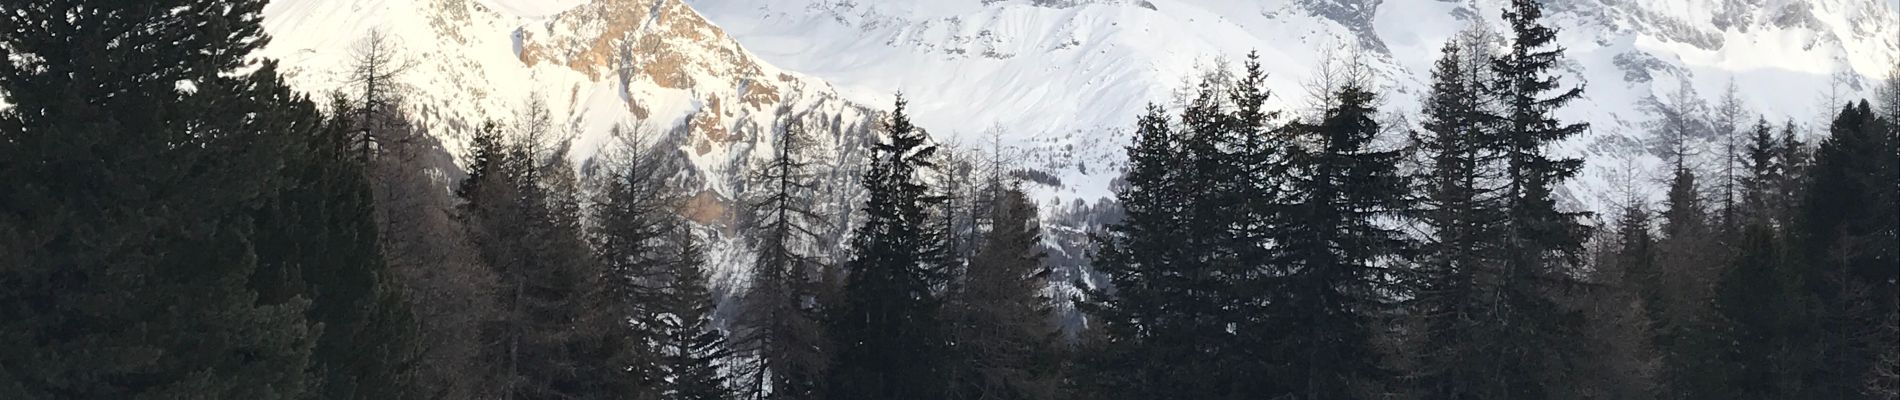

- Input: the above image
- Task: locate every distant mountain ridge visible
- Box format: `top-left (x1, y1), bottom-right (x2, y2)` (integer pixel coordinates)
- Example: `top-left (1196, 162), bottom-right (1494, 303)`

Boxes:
top-left (686, 0), bottom-right (1898, 210)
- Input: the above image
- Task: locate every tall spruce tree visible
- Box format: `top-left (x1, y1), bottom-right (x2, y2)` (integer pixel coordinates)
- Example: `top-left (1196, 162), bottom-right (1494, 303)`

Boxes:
top-left (250, 94), bottom-right (422, 400)
top-left (826, 95), bottom-right (951, 400)
top-left (1650, 161), bottom-right (1731, 400)
top-left (1405, 32), bottom-right (1516, 398)
top-left (586, 124), bottom-right (687, 399)
top-left (1083, 60), bottom-right (1287, 399)
top-left (1713, 221), bottom-right (1808, 399)
top-left (456, 103), bottom-right (603, 400)
top-left (0, 1), bottom-right (329, 398)
top-left (1739, 119), bottom-right (1786, 226)
top-left (735, 120), bottom-right (832, 400)
top-left (945, 185), bottom-right (1062, 400)
top-left (1483, 0), bottom-right (1595, 395)
top-left (1797, 101), bottom-right (1898, 399)
top-left (655, 229), bottom-right (734, 400)
top-left (1266, 62), bottom-right (1411, 399)
top-left (1078, 104), bottom-right (1195, 400)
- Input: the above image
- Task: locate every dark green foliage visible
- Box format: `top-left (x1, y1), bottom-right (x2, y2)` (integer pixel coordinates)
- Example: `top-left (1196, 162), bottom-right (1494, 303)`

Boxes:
top-left (1478, 0), bottom-right (1596, 395)
top-left (1078, 104), bottom-right (1195, 400)
top-left (826, 95), bottom-right (951, 400)
top-left (945, 186), bottom-right (1062, 400)
top-left (1082, 73), bottom-right (1272, 399)
top-left (251, 95), bottom-right (422, 400)
top-left (1649, 165), bottom-right (1731, 400)
top-left (1739, 119), bottom-right (1788, 227)
top-left (1405, 35), bottom-right (1516, 399)
top-left (1793, 101), bottom-right (1898, 399)
top-left (1267, 69), bottom-right (1411, 399)
top-left (1569, 202), bottom-right (1663, 399)
top-left (1713, 223), bottom-right (1809, 400)
top-left (0, 1), bottom-right (340, 398)
top-left (655, 230), bottom-right (733, 400)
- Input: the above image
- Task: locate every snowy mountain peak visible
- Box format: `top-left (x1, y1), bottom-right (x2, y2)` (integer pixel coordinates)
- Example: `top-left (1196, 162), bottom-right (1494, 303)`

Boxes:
top-left (262, 0), bottom-right (883, 285)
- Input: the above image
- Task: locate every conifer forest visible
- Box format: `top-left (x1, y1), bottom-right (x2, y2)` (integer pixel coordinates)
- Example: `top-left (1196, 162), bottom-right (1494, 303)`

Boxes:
top-left (2, 0), bottom-right (1898, 399)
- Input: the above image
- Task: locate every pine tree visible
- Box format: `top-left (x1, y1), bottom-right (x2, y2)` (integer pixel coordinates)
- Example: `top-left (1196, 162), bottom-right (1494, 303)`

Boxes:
top-left (586, 124), bottom-right (684, 399)
top-left (656, 229), bottom-right (734, 400)
top-left (1482, 0), bottom-right (1595, 395)
top-left (1650, 162), bottom-right (1731, 399)
top-left (1078, 104), bottom-right (1193, 400)
top-left (457, 102), bottom-right (603, 400)
top-left (1570, 202), bottom-right (1662, 398)
top-left (1406, 32), bottom-right (1516, 398)
top-left (735, 120), bottom-right (832, 400)
top-left (1267, 61), bottom-right (1411, 399)
top-left (826, 95), bottom-right (951, 400)
top-left (0, 1), bottom-right (321, 398)
top-left (1797, 101), bottom-right (1898, 399)
top-left (945, 186), bottom-right (1062, 400)
top-left (250, 94), bottom-right (422, 400)
top-left (1739, 118), bottom-right (1785, 227)
top-left (1713, 222), bottom-right (1807, 400)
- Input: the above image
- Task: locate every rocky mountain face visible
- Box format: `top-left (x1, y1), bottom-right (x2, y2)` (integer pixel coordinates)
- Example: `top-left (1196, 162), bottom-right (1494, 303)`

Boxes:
top-left (260, 0), bottom-right (882, 293)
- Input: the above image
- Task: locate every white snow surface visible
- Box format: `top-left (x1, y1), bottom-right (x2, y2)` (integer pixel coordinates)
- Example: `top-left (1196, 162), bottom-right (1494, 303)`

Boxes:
top-left (686, 0), bottom-right (1900, 213)
top-left (260, 0), bottom-right (882, 294)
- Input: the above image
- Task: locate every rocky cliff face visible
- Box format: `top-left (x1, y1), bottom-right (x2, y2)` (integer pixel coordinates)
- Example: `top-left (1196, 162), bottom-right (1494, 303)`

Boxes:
top-left (260, 0), bottom-right (882, 292)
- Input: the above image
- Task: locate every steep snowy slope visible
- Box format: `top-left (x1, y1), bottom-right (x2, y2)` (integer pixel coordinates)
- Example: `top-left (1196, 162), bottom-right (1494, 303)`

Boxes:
top-left (259, 0), bottom-right (882, 289)
top-left (688, 0), bottom-right (1900, 212)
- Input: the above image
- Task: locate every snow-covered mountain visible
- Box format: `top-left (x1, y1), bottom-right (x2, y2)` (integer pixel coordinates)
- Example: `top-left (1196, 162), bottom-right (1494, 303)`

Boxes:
top-left (256, 0), bottom-right (1897, 317)
top-left (260, 0), bottom-right (886, 290)
top-left (686, 0), bottom-right (1899, 211)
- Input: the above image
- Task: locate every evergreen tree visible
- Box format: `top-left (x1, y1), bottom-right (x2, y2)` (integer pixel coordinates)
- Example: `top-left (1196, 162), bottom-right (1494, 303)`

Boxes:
top-left (365, 96), bottom-right (499, 400)
top-left (1482, 0), bottom-right (1595, 395)
top-left (250, 94), bottom-right (422, 400)
top-left (1078, 104), bottom-right (1195, 400)
top-left (1570, 202), bottom-right (1663, 399)
top-left (457, 102), bottom-right (603, 400)
top-left (1405, 33), bottom-right (1515, 398)
top-left (945, 186), bottom-right (1063, 400)
top-left (1649, 162), bottom-right (1730, 400)
top-left (1777, 121), bottom-right (1813, 221)
top-left (826, 95), bottom-right (951, 400)
top-left (1739, 118), bottom-right (1786, 227)
top-left (1082, 60), bottom-right (1284, 399)
top-left (0, 1), bottom-right (322, 398)
top-left (735, 120), bottom-right (832, 400)
top-left (1267, 63), bottom-right (1411, 399)
top-left (1796, 101), bottom-right (1898, 399)
top-left (655, 229), bottom-right (734, 400)
top-left (1713, 222), bottom-right (1808, 400)
top-left (586, 124), bottom-right (685, 399)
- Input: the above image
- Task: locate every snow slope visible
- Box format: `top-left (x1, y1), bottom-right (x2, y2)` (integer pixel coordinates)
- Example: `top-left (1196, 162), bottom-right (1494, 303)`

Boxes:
top-left (687, 0), bottom-right (1900, 213)
top-left (259, 0), bottom-right (883, 293)
top-left (256, 0), bottom-right (1897, 332)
